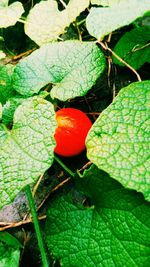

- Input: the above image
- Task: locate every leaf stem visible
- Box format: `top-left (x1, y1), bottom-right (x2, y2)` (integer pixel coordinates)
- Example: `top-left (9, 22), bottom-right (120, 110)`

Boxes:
top-left (54, 155), bottom-right (75, 177)
top-left (25, 185), bottom-right (49, 267)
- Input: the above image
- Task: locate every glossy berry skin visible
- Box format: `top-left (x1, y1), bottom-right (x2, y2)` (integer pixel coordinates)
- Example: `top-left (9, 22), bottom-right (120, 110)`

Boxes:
top-left (54, 108), bottom-right (92, 157)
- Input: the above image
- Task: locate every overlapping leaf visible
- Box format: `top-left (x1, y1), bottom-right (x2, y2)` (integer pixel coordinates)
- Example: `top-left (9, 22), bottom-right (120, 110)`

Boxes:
top-left (86, 0), bottom-right (150, 40)
top-left (45, 165), bottom-right (150, 266)
top-left (0, 1), bottom-right (24, 28)
top-left (25, 0), bottom-right (90, 45)
top-left (113, 26), bottom-right (150, 69)
top-left (86, 81), bottom-right (150, 201)
top-left (12, 41), bottom-right (106, 101)
top-left (0, 96), bottom-right (56, 209)
top-left (2, 96), bottom-right (26, 126)
top-left (0, 65), bottom-right (15, 104)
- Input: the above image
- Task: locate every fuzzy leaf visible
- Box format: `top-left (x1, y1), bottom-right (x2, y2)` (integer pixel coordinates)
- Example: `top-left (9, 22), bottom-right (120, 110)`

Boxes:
top-left (113, 26), bottom-right (150, 69)
top-left (45, 165), bottom-right (150, 267)
top-left (86, 81), bottom-right (150, 201)
top-left (0, 1), bottom-right (24, 28)
top-left (0, 96), bottom-right (56, 209)
top-left (86, 0), bottom-right (150, 40)
top-left (12, 41), bottom-right (106, 101)
top-left (25, 0), bottom-right (90, 46)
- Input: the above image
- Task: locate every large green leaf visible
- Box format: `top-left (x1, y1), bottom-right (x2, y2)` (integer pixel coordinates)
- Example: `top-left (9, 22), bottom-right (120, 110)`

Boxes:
top-left (113, 26), bottom-right (150, 69)
top-left (86, 81), bottom-right (150, 201)
top-left (0, 65), bottom-right (15, 105)
top-left (12, 41), bottom-right (106, 101)
top-left (86, 0), bottom-right (150, 40)
top-left (0, 232), bottom-right (22, 267)
top-left (45, 165), bottom-right (150, 266)
top-left (0, 96), bottom-right (56, 209)
top-left (0, 1), bottom-right (24, 28)
top-left (25, 0), bottom-right (90, 46)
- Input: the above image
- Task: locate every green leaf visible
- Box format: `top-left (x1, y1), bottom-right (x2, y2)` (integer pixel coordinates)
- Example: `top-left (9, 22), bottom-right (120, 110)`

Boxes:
top-left (45, 165), bottom-right (150, 267)
top-left (0, 1), bottom-right (24, 28)
top-left (113, 26), bottom-right (150, 69)
top-left (0, 232), bottom-right (22, 249)
top-left (0, 96), bottom-right (56, 209)
top-left (2, 96), bottom-right (27, 126)
top-left (86, 0), bottom-right (150, 40)
top-left (12, 41), bottom-right (106, 101)
top-left (86, 81), bottom-right (150, 201)
top-left (0, 103), bottom-right (2, 120)
top-left (0, 65), bottom-right (16, 105)
top-left (0, 232), bottom-right (21, 267)
top-left (25, 0), bottom-right (90, 46)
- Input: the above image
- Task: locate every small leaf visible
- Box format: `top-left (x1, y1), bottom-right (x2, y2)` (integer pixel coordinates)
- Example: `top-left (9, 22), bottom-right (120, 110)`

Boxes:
top-left (113, 26), bottom-right (150, 69)
top-left (12, 41), bottom-right (106, 101)
top-left (86, 81), bottom-right (150, 201)
top-left (0, 65), bottom-right (16, 105)
top-left (2, 96), bottom-right (27, 126)
top-left (0, 96), bottom-right (56, 209)
top-left (0, 232), bottom-right (21, 267)
top-left (0, 1), bottom-right (24, 28)
top-left (45, 165), bottom-right (150, 267)
top-left (86, 0), bottom-right (150, 40)
top-left (25, 0), bottom-right (90, 46)
top-left (0, 232), bottom-right (22, 249)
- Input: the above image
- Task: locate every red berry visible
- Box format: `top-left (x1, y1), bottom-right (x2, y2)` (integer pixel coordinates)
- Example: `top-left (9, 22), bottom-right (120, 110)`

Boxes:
top-left (54, 108), bottom-right (92, 157)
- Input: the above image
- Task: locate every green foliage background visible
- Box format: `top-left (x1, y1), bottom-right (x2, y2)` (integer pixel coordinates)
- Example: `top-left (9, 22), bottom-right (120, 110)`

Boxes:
top-left (0, 0), bottom-right (150, 266)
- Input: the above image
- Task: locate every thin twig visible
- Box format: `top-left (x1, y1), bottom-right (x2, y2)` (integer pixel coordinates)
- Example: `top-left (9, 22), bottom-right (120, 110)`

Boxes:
top-left (32, 174), bottom-right (44, 197)
top-left (0, 215), bottom-right (46, 231)
top-left (131, 42), bottom-right (150, 53)
top-left (59, 0), bottom-right (67, 8)
top-left (12, 49), bottom-right (35, 60)
top-left (75, 21), bottom-right (82, 41)
top-left (37, 177), bottom-right (71, 210)
top-left (98, 41), bottom-right (142, 82)
top-left (107, 32), bottom-right (112, 43)
top-left (78, 161), bottom-right (92, 173)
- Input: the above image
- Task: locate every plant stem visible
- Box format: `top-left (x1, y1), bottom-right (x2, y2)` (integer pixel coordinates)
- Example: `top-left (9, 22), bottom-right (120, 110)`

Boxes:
top-left (54, 155), bottom-right (75, 177)
top-left (25, 185), bottom-right (49, 267)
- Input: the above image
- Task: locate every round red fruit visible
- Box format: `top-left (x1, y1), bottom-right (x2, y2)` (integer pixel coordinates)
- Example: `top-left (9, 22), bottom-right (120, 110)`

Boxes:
top-left (54, 108), bottom-right (92, 157)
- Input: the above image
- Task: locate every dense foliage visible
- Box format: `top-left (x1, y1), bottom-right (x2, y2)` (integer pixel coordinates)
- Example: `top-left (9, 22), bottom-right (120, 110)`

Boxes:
top-left (0, 1), bottom-right (150, 266)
